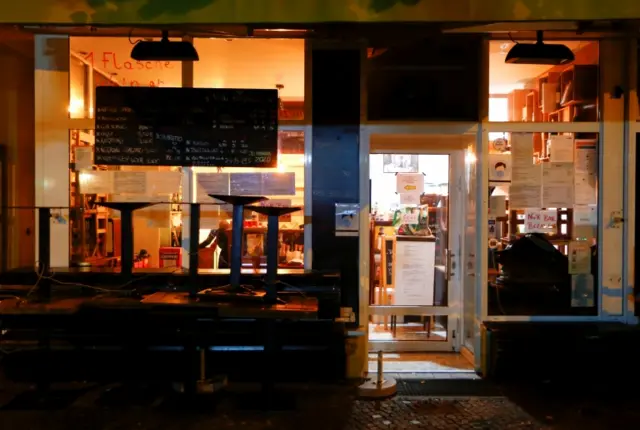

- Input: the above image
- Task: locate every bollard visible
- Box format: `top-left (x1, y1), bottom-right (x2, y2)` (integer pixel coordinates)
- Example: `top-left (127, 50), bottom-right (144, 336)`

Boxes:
top-left (376, 350), bottom-right (384, 389)
top-left (200, 348), bottom-right (206, 381)
top-left (357, 349), bottom-right (397, 399)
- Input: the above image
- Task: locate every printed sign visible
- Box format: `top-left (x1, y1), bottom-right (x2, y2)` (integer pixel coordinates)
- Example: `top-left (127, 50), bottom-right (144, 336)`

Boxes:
top-left (396, 173), bottom-right (424, 194)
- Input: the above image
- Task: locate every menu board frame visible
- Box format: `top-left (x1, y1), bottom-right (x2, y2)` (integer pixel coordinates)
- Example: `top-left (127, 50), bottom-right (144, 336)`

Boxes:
top-left (94, 86), bottom-right (278, 168)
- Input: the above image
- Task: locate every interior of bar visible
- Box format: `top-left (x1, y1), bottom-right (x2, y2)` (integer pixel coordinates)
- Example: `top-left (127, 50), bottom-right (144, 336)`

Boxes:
top-left (68, 36), bottom-right (306, 273)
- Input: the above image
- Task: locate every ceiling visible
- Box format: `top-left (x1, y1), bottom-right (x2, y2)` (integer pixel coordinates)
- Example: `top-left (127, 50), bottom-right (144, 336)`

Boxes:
top-left (489, 40), bottom-right (589, 93)
top-left (69, 35), bottom-right (593, 99)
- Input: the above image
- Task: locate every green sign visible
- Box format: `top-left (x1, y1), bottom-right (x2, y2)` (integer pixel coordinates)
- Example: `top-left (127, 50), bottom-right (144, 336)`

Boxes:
top-left (1, 0), bottom-right (639, 24)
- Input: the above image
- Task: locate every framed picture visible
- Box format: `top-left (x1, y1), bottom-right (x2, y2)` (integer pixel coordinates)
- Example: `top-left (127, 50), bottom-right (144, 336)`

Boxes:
top-left (383, 154), bottom-right (419, 173)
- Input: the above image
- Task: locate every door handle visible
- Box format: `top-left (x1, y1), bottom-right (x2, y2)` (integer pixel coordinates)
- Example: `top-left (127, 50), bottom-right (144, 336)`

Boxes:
top-left (445, 249), bottom-right (454, 281)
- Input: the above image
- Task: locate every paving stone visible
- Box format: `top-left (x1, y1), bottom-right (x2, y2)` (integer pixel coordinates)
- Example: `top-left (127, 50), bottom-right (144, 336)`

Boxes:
top-left (0, 382), bottom-right (561, 430)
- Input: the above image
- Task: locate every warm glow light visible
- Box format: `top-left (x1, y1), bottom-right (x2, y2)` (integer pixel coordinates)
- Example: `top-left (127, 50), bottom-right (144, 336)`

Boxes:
top-left (78, 172), bottom-right (93, 189)
top-left (68, 97), bottom-right (83, 115)
top-left (465, 151), bottom-right (477, 164)
top-left (277, 163), bottom-right (288, 172)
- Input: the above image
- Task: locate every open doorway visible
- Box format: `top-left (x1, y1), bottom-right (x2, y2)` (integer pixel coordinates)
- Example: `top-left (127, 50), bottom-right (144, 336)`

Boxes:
top-left (365, 132), bottom-right (474, 372)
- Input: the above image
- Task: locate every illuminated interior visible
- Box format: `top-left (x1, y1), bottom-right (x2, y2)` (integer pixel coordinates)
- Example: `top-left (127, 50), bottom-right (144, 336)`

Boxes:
top-left (68, 37), bottom-right (305, 269)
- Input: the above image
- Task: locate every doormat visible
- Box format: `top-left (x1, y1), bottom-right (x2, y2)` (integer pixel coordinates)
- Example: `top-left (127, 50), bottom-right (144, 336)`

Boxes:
top-left (395, 378), bottom-right (502, 397)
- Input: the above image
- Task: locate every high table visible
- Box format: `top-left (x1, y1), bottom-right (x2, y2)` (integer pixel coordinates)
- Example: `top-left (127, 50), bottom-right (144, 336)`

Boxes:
top-left (246, 205), bottom-right (301, 303)
top-left (97, 202), bottom-right (158, 278)
top-left (208, 195), bottom-right (267, 291)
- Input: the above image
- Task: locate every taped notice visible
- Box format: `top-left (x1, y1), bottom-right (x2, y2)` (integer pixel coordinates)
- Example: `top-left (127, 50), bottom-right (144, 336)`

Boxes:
top-left (524, 209), bottom-right (557, 233)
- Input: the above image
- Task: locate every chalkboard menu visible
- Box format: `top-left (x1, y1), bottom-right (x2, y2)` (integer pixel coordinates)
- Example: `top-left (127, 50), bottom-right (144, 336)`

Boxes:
top-left (385, 239), bottom-right (394, 285)
top-left (94, 86), bottom-right (278, 167)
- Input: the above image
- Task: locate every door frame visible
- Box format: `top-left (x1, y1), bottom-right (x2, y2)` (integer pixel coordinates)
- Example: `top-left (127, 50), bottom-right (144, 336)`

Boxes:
top-left (358, 123), bottom-right (477, 353)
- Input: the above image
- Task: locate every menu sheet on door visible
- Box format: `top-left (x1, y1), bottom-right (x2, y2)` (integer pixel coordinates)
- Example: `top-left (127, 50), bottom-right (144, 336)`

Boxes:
top-left (509, 133), bottom-right (542, 209)
top-left (393, 239), bottom-right (435, 306)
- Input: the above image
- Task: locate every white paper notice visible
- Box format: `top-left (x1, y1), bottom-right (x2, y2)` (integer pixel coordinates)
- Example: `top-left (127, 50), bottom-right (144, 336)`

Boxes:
top-left (197, 173), bottom-right (230, 195)
top-left (542, 162), bottom-right (574, 208)
top-left (548, 135), bottom-right (574, 162)
top-left (524, 209), bottom-right (557, 233)
top-left (509, 185), bottom-right (541, 209)
top-left (510, 133), bottom-right (534, 170)
top-left (396, 173), bottom-right (425, 194)
top-left (401, 212), bottom-right (419, 224)
top-left (146, 171), bottom-right (181, 195)
top-left (111, 194), bottom-right (167, 204)
top-left (488, 153), bottom-right (512, 182)
top-left (79, 171), bottom-right (113, 194)
top-left (575, 144), bottom-right (597, 174)
top-left (230, 173), bottom-right (262, 195)
top-left (568, 241), bottom-right (591, 274)
top-left (509, 164), bottom-right (542, 209)
top-left (510, 134), bottom-right (542, 209)
top-left (574, 146), bottom-right (597, 205)
top-left (393, 239), bottom-right (435, 306)
top-left (74, 147), bottom-right (93, 171)
top-left (262, 172), bottom-right (295, 196)
top-left (489, 195), bottom-right (506, 218)
top-left (113, 171), bottom-right (147, 194)
top-left (399, 192), bottom-right (421, 205)
top-left (574, 205), bottom-right (597, 226)
top-left (574, 172), bottom-right (597, 205)
top-left (259, 199), bottom-right (292, 208)
top-left (571, 274), bottom-right (594, 307)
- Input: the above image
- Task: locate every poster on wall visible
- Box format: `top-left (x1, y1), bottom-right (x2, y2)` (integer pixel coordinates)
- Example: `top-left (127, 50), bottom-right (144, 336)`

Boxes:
top-left (488, 153), bottom-right (511, 182)
top-left (383, 154), bottom-right (419, 173)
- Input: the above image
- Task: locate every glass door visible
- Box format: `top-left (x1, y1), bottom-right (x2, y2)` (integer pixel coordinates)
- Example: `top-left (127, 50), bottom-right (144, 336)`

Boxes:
top-left (368, 148), bottom-right (465, 352)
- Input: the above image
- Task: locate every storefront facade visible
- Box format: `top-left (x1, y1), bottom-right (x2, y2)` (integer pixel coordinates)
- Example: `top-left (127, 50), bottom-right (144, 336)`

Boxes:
top-left (0, 1), bottom-right (639, 377)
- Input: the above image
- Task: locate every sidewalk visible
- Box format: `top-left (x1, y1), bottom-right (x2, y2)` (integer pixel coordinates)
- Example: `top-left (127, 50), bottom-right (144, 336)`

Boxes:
top-left (0, 377), bottom-right (548, 430)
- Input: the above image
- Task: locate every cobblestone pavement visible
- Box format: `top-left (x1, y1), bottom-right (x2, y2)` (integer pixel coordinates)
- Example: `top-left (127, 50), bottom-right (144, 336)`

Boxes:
top-left (1, 375), bottom-right (638, 429)
top-left (0, 379), bottom-right (547, 430)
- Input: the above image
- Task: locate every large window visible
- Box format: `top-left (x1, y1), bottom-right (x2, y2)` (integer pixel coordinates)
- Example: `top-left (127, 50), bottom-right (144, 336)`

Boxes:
top-left (489, 39), bottom-right (599, 126)
top-left (68, 36), bottom-right (306, 270)
top-left (487, 39), bottom-right (600, 315)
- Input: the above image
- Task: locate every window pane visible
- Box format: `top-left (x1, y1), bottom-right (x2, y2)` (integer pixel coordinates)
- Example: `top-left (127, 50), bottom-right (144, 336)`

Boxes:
top-left (69, 36), bottom-right (182, 120)
top-left (68, 37), bottom-right (183, 269)
top-left (488, 132), bottom-right (599, 316)
top-left (489, 39), bottom-right (599, 125)
top-left (194, 130), bottom-right (305, 271)
top-left (193, 38), bottom-right (305, 121)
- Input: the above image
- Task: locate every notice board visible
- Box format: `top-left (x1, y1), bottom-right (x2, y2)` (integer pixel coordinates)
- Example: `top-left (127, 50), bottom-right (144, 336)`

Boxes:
top-left (94, 86), bottom-right (278, 167)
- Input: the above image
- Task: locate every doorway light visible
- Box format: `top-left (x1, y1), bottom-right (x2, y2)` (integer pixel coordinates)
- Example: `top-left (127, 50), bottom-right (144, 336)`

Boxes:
top-left (465, 151), bottom-right (477, 164)
top-left (68, 97), bottom-right (84, 115)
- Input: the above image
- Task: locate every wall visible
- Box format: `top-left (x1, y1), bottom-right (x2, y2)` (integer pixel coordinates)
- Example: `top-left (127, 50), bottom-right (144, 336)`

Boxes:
top-left (0, 33), bottom-right (35, 270)
top-left (311, 47), bottom-right (361, 317)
